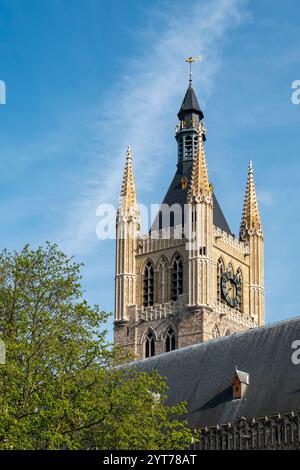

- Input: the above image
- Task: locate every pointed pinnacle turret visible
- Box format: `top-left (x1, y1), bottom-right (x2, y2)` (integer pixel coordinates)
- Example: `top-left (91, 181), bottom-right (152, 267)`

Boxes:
top-left (240, 161), bottom-right (263, 240)
top-left (119, 146), bottom-right (138, 213)
top-left (188, 123), bottom-right (212, 203)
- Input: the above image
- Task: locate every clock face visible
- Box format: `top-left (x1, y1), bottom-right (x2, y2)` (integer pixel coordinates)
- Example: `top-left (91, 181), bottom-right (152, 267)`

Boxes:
top-left (221, 271), bottom-right (241, 308)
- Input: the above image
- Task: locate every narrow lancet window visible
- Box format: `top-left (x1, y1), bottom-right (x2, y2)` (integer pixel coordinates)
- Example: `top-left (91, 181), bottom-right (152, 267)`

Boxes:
top-left (159, 258), bottom-right (167, 304)
top-left (236, 268), bottom-right (243, 313)
top-left (145, 330), bottom-right (155, 358)
top-left (171, 255), bottom-right (183, 301)
top-left (217, 258), bottom-right (225, 303)
top-left (143, 261), bottom-right (154, 307)
top-left (165, 328), bottom-right (176, 352)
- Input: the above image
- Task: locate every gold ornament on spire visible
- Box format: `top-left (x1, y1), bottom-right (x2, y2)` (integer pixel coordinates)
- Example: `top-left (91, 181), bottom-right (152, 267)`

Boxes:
top-left (240, 161), bottom-right (263, 240)
top-left (185, 56), bottom-right (202, 64)
top-left (188, 122), bottom-right (211, 203)
top-left (119, 145), bottom-right (138, 213)
top-left (185, 56), bottom-right (202, 83)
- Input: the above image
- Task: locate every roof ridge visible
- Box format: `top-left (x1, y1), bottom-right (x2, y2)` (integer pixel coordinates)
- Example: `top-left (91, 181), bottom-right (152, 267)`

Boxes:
top-left (129, 314), bottom-right (300, 366)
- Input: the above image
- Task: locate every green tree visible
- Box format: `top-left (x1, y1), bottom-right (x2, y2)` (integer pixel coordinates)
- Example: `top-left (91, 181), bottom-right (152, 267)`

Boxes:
top-left (0, 243), bottom-right (194, 450)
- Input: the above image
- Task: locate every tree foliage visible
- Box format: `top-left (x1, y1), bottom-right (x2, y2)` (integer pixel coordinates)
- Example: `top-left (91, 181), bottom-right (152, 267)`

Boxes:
top-left (0, 243), bottom-right (194, 450)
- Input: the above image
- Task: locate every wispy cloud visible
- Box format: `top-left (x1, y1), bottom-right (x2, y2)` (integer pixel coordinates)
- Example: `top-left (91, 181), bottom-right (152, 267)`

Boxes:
top-left (257, 190), bottom-right (276, 207)
top-left (56, 0), bottom-right (248, 255)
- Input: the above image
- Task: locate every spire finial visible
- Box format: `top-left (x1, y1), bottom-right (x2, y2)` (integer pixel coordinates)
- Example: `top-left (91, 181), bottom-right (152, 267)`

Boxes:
top-left (187, 123), bottom-right (211, 203)
top-left (240, 161), bottom-right (263, 240)
top-left (119, 146), bottom-right (138, 212)
top-left (185, 56), bottom-right (202, 85)
top-left (126, 145), bottom-right (132, 160)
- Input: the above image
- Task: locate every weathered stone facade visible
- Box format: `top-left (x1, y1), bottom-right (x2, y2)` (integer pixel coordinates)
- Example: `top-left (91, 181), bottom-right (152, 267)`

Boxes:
top-left (114, 82), bottom-right (264, 360)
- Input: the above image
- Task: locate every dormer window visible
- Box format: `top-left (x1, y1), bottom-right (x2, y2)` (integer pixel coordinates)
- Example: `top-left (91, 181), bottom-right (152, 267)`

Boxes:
top-left (232, 368), bottom-right (249, 400)
top-left (181, 176), bottom-right (188, 190)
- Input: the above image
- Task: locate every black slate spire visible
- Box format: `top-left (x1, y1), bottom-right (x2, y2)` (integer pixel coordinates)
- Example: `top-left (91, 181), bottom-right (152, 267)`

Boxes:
top-left (175, 79), bottom-right (205, 168)
top-left (177, 81), bottom-right (204, 121)
top-left (151, 78), bottom-right (232, 236)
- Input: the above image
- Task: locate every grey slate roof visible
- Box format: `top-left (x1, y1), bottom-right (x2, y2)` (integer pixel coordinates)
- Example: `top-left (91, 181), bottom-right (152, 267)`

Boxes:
top-left (128, 316), bottom-right (300, 429)
top-left (157, 161), bottom-right (232, 234)
top-left (178, 84), bottom-right (204, 121)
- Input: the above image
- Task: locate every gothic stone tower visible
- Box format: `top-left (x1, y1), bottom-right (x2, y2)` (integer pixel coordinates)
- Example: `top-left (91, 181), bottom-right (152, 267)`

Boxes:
top-left (114, 79), bottom-right (264, 360)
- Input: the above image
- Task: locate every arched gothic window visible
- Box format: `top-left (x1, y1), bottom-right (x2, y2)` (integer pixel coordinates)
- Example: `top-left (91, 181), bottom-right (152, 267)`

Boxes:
top-left (236, 268), bottom-right (243, 313)
top-left (212, 325), bottom-right (220, 339)
top-left (145, 330), bottom-right (155, 358)
top-left (217, 258), bottom-right (225, 303)
top-left (171, 255), bottom-right (183, 301)
top-left (192, 206), bottom-right (197, 233)
top-left (158, 258), bottom-right (167, 304)
top-left (143, 261), bottom-right (154, 307)
top-left (165, 328), bottom-right (176, 352)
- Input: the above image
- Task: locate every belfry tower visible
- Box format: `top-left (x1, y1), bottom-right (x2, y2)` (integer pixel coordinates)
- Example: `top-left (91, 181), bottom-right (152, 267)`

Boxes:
top-left (114, 72), bottom-right (264, 360)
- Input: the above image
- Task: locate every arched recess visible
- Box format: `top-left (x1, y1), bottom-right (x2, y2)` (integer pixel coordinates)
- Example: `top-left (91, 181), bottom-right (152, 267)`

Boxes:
top-left (236, 267), bottom-right (243, 313)
top-left (171, 253), bottom-right (184, 301)
top-left (217, 257), bottom-right (225, 303)
top-left (212, 325), bottom-right (221, 339)
top-left (142, 328), bottom-right (157, 358)
top-left (224, 329), bottom-right (231, 336)
top-left (157, 256), bottom-right (168, 304)
top-left (143, 259), bottom-right (154, 307)
top-left (165, 328), bottom-right (176, 352)
top-left (227, 262), bottom-right (234, 274)
top-left (161, 323), bottom-right (177, 353)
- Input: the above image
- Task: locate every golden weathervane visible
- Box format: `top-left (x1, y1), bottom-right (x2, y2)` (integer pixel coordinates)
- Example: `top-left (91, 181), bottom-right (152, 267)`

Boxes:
top-left (185, 56), bottom-right (202, 82)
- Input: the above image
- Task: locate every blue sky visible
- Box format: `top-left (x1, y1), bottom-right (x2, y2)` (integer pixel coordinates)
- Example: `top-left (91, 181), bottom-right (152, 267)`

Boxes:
top-left (0, 0), bottom-right (300, 341)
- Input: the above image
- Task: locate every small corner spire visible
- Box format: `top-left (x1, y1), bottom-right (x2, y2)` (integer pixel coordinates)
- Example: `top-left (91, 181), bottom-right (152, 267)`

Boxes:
top-left (188, 123), bottom-right (211, 203)
top-left (126, 145), bottom-right (132, 160)
top-left (119, 145), bottom-right (138, 212)
top-left (240, 161), bottom-right (263, 240)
